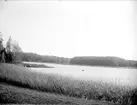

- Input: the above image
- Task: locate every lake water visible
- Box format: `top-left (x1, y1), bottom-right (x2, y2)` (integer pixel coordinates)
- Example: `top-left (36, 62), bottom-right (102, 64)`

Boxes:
top-left (24, 62), bottom-right (137, 88)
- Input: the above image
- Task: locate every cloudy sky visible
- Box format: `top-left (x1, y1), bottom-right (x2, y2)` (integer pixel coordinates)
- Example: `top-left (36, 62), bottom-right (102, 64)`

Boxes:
top-left (0, 0), bottom-right (136, 60)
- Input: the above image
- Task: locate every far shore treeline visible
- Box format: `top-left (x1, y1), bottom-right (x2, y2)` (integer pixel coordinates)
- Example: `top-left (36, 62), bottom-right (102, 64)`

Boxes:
top-left (0, 34), bottom-right (137, 68)
top-left (20, 52), bottom-right (71, 64)
top-left (70, 56), bottom-right (137, 68)
top-left (13, 52), bottom-right (137, 68)
top-left (20, 53), bottom-right (137, 68)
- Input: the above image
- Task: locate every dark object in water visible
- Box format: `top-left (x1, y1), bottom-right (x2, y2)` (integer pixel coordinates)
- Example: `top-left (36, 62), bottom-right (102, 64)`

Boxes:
top-left (82, 70), bottom-right (84, 71)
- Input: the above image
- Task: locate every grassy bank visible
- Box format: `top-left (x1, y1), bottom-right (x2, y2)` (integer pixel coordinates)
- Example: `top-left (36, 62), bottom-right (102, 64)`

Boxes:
top-left (0, 63), bottom-right (136, 104)
top-left (0, 83), bottom-right (117, 105)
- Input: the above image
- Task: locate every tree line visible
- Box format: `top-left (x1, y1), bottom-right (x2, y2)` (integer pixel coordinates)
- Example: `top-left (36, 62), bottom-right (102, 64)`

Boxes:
top-left (19, 52), bottom-right (70, 64)
top-left (0, 33), bottom-right (70, 64)
top-left (0, 33), bottom-right (136, 67)
top-left (69, 56), bottom-right (137, 68)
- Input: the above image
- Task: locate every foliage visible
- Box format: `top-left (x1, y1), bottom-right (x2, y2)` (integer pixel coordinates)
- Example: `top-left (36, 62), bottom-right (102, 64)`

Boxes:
top-left (0, 33), bottom-right (5, 62)
top-left (11, 41), bottom-right (22, 53)
top-left (0, 32), bottom-right (4, 51)
top-left (0, 32), bottom-right (4, 43)
top-left (6, 36), bottom-right (12, 52)
top-left (5, 36), bottom-right (22, 63)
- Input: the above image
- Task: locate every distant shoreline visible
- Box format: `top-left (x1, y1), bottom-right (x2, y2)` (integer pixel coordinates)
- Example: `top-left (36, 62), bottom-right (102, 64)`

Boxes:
top-left (13, 52), bottom-right (137, 69)
top-left (14, 62), bottom-right (54, 68)
top-left (23, 61), bottom-right (137, 69)
top-left (69, 56), bottom-right (137, 69)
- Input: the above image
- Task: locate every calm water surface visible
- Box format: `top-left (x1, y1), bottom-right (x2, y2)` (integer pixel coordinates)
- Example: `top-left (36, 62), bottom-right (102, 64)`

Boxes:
top-left (24, 62), bottom-right (137, 88)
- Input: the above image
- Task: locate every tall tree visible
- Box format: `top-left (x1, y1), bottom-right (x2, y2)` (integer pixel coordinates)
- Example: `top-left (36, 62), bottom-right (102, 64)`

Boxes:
top-left (0, 32), bottom-right (5, 62)
top-left (6, 36), bottom-right (22, 63)
top-left (6, 36), bottom-right (12, 53)
top-left (11, 40), bottom-right (22, 63)
top-left (12, 41), bottom-right (22, 53)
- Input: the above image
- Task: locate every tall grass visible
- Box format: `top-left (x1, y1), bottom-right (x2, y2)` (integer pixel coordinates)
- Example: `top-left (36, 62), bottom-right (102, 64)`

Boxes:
top-left (0, 63), bottom-right (136, 105)
top-left (1, 83), bottom-right (112, 105)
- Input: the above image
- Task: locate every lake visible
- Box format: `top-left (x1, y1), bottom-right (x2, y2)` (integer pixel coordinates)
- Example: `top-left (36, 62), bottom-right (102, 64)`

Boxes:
top-left (24, 62), bottom-right (137, 88)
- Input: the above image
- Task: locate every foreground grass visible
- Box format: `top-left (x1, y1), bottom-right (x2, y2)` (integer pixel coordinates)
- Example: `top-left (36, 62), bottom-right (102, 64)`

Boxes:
top-left (0, 83), bottom-right (117, 105)
top-left (0, 63), bottom-right (136, 105)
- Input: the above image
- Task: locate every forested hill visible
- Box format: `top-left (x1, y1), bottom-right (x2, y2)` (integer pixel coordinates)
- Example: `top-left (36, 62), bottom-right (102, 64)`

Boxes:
top-left (17, 52), bottom-right (137, 68)
top-left (69, 56), bottom-right (137, 68)
top-left (18, 52), bottom-right (71, 64)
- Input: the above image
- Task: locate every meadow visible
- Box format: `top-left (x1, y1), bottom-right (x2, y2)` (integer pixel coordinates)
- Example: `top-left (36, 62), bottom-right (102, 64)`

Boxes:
top-left (0, 63), bottom-right (137, 105)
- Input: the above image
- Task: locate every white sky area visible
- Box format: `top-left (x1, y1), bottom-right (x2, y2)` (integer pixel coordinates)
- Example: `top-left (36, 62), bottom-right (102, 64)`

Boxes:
top-left (0, 1), bottom-right (136, 60)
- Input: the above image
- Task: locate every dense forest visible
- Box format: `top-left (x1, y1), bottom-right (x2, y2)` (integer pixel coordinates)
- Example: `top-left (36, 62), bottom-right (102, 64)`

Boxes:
top-left (70, 56), bottom-right (137, 68)
top-left (18, 52), bottom-right (71, 64)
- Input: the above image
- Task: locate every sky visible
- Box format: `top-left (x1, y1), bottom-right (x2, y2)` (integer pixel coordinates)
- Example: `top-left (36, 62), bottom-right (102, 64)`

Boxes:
top-left (0, 0), bottom-right (136, 60)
